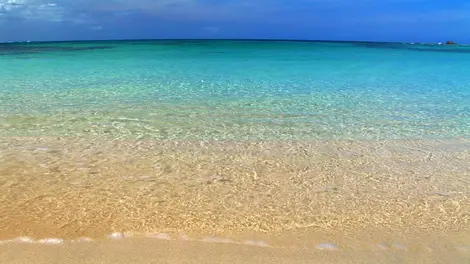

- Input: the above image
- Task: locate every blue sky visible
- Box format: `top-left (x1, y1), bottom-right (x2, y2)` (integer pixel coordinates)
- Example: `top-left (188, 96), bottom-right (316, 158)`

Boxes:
top-left (1, 0), bottom-right (469, 42)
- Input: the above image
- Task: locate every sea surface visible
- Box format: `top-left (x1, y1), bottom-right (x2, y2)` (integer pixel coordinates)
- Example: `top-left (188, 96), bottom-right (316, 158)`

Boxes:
top-left (1, 40), bottom-right (470, 140)
top-left (1, 40), bottom-right (470, 257)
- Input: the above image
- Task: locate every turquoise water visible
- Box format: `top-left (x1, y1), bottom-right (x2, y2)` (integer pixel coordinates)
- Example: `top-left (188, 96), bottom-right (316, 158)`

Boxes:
top-left (1, 40), bottom-right (470, 140)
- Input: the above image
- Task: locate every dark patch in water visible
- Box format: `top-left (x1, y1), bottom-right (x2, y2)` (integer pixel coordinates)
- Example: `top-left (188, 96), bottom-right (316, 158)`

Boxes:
top-left (201, 51), bottom-right (228, 54)
top-left (352, 42), bottom-right (470, 54)
top-left (127, 40), bottom-right (212, 46)
top-left (0, 44), bottom-right (114, 56)
top-left (13, 56), bottom-right (40, 60)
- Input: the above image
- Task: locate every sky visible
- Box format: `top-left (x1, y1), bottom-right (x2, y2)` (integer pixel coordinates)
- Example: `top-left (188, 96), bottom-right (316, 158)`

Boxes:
top-left (0, 0), bottom-right (469, 42)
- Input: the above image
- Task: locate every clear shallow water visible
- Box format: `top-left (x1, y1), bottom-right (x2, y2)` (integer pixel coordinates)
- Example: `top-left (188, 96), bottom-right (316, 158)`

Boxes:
top-left (1, 40), bottom-right (470, 140)
top-left (2, 40), bottom-right (470, 248)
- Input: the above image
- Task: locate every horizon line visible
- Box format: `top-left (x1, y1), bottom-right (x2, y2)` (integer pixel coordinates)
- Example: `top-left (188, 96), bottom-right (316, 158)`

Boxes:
top-left (0, 37), bottom-right (462, 45)
top-left (0, 38), bottom-right (411, 44)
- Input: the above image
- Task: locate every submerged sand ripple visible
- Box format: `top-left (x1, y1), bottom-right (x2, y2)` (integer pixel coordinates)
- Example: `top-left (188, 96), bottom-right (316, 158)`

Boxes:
top-left (0, 137), bottom-right (469, 241)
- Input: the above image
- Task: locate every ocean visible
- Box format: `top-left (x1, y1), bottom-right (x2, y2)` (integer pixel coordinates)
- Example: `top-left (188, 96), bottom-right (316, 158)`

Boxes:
top-left (1, 40), bottom-right (470, 140)
top-left (0, 40), bottom-right (469, 254)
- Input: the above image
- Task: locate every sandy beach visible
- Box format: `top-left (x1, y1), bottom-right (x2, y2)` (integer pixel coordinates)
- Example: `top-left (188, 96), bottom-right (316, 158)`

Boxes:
top-left (2, 236), bottom-right (470, 264)
top-left (1, 136), bottom-right (470, 262)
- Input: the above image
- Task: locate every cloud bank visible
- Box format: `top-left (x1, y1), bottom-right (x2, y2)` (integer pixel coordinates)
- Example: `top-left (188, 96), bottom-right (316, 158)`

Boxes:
top-left (1, 0), bottom-right (469, 42)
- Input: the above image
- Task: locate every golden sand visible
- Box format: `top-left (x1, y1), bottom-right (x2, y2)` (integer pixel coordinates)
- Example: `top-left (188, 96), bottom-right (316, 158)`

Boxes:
top-left (1, 136), bottom-right (469, 249)
top-left (1, 238), bottom-right (470, 264)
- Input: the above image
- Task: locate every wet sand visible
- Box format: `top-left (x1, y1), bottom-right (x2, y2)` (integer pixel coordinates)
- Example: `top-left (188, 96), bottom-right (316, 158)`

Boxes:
top-left (1, 136), bottom-right (470, 262)
top-left (1, 237), bottom-right (470, 264)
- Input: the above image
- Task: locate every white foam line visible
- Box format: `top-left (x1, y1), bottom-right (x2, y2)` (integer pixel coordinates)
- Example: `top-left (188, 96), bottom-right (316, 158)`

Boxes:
top-left (142, 233), bottom-right (271, 248)
top-left (243, 240), bottom-right (270, 247)
top-left (315, 243), bottom-right (338, 250)
top-left (201, 237), bottom-right (235, 244)
top-left (38, 238), bottom-right (64, 244)
top-left (3, 232), bottom-right (460, 253)
top-left (72, 237), bottom-right (93, 243)
top-left (109, 232), bottom-right (127, 239)
top-left (0, 234), bottom-right (301, 249)
top-left (14, 237), bottom-right (35, 243)
top-left (141, 233), bottom-right (271, 248)
top-left (146, 233), bottom-right (172, 240)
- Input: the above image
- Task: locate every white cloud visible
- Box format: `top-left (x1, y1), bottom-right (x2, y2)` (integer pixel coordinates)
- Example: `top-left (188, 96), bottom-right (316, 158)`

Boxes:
top-left (0, 0), bottom-right (26, 12)
top-left (0, 0), bottom-right (65, 22)
top-left (1, 0), bottom-right (469, 30)
top-left (0, 0), bottom-right (274, 24)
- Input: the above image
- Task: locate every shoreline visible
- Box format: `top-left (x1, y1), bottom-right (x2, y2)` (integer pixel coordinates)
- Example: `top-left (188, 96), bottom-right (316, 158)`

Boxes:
top-left (2, 236), bottom-right (470, 264)
top-left (1, 230), bottom-right (469, 248)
